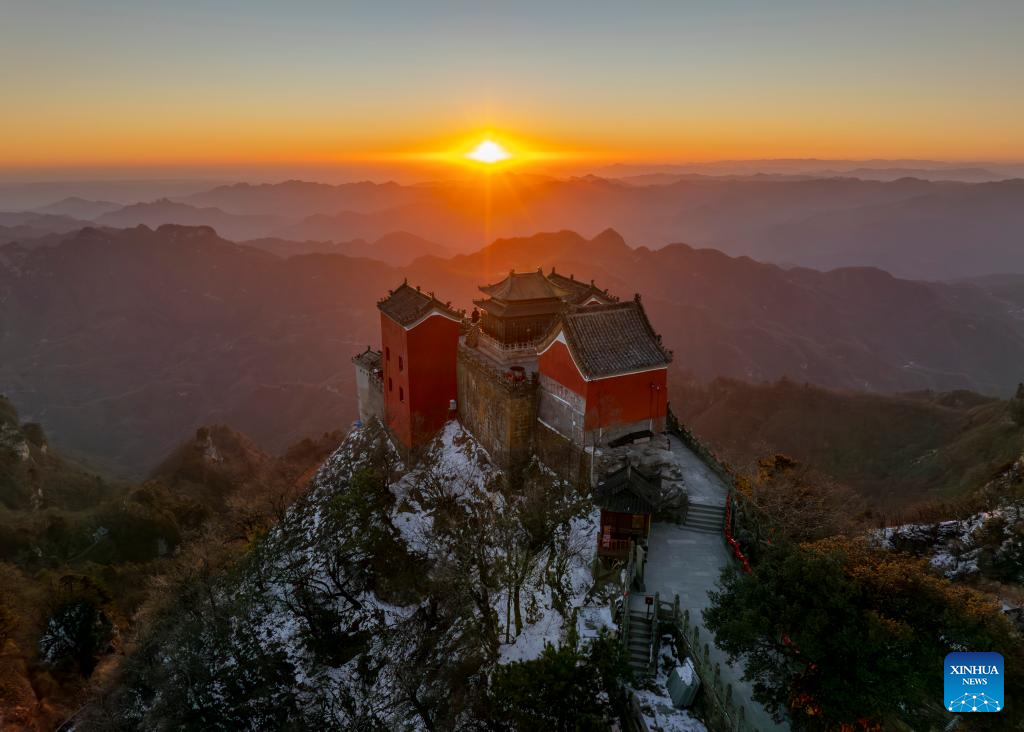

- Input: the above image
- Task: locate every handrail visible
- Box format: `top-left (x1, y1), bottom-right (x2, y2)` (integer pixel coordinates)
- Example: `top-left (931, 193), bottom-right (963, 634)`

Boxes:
top-left (724, 493), bottom-right (752, 573)
top-left (598, 536), bottom-right (633, 558)
top-left (620, 539), bottom-right (636, 652)
top-left (476, 329), bottom-right (543, 354)
top-left (667, 404), bottom-right (754, 572)
top-left (649, 591), bottom-right (660, 676)
top-left (658, 594), bottom-right (759, 732)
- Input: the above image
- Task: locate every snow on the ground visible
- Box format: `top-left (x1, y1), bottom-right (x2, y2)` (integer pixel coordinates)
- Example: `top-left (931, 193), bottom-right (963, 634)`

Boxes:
top-left (873, 503), bottom-right (1022, 579)
top-left (388, 420), bottom-right (504, 555)
top-left (497, 597), bottom-right (564, 664)
top-left (497, 505), bottom-right (603, 664)
top-left (577, 604), bottom-right (614, 642)
top-left (167, 418), bottom-right (615, 726)
top-left (632, 641), bottom-right (708, 732)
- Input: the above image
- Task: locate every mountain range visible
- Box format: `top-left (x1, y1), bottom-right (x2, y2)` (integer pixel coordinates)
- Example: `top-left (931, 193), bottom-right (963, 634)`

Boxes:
top-left (673, 378), bottom-right (1023, 508)
top-left (4, 174), bottom-right (1024, 279)
top-left (3, 224), bottom-right (1024, 473)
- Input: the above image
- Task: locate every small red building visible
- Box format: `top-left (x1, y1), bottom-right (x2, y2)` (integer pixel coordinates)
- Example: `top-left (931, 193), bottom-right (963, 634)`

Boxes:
top-left (536, 297), bottom-right (672, 447)
top-left (594, 462), bottom-right (661, 558)
top-left (377, 282), bottom-right (463, 449)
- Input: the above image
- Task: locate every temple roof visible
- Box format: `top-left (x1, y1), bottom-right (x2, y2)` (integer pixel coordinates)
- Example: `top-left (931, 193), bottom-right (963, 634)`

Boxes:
top-left (378, 281), bottom-right (462, 327)
top-left (547, 270), bottom-right (618, 305)
top-left (593, 462), bottom-right (661, 514)
top-left (545, 299), bottom-right (672, 378)
top-left (478, 269), bottom-right (571, 302)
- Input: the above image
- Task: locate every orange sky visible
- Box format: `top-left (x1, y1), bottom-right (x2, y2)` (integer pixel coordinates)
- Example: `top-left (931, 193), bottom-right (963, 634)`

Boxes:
top-left (2, 2), bottom-right (1023, 172)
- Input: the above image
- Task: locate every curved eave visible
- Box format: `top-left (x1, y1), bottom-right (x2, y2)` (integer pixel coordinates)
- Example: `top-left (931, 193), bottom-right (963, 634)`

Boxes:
top-left (537, 328), bottom-right (669, 382)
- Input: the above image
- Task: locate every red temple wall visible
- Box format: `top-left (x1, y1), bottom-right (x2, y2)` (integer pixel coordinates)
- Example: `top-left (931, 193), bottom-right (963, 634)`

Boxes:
top-left (584, 368), bottom-right (667, 431)
top-left (380, 313), bottom-right (412, 447)
top-left (406, 314), bottom-right (460, 445)
top-left (538, 339), bottom-right (587, 395)
top-left (539, 338), bottom-right (667, 432)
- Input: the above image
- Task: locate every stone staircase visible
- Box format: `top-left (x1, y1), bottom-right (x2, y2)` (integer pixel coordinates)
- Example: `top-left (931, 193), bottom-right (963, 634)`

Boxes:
top-left (685, 501), bottom-right (726, 534)
top-left (625, 608), bottom-right (654, 674)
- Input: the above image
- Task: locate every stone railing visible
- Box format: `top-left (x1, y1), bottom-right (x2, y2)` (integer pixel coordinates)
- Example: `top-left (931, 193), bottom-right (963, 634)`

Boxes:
top-left (476, 329), bottom-right (543, 356)
top-left (457, 342), bottom-right (539, 395)
top-left (666, 404), bottom-right (755, 570)
top-left (617, 540), bottom-right (646, 653)
top-left (619, 543), bottom-right (636, 653)
top-left (666, 404), bottom-right (736, 487)
top-left (659, 595), bottom-right (761, 732)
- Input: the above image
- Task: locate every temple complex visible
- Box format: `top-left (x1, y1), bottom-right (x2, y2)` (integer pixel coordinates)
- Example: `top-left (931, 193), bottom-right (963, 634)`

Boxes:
top-left (353, 269), bottom-right (672, 483)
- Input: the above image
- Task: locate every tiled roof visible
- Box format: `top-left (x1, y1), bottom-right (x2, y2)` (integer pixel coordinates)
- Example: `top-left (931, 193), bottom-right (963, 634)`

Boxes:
top-left (352, 347), bottom-right (381, 371)
top-left (594, 463), bottom-right (661, 514)
top-left (548, 299), bottom-right (672, 378)
top-left (547, 271), bottom-right (618, 305)
top-left (479, 269), bottom-right (571, 301)
top-left (378, 282), bottom-right (462, 327)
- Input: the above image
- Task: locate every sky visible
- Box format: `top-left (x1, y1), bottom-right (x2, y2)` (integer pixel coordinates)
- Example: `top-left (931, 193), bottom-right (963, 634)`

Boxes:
top-left (2, 0), bottom-right (1023, 176)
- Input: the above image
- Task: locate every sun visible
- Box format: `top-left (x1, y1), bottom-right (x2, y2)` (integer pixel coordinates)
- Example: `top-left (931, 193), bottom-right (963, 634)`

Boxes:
top-left (465, 139), bottom-right (512, 165)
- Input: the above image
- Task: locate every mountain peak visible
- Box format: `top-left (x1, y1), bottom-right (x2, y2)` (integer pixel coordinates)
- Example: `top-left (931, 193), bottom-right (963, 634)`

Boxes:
top-left (591, 227), bottom-right (627, 248)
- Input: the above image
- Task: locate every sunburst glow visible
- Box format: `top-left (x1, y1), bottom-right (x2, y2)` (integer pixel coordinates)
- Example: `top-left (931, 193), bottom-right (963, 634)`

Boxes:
top-left (465, 139), bottom-right (512, 164)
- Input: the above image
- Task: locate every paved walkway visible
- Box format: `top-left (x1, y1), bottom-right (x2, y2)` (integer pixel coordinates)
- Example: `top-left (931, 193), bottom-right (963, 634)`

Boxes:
top-left (609, 433), bottom-right (728, 506)
top-left (629, 440), bottom-right (789, 732)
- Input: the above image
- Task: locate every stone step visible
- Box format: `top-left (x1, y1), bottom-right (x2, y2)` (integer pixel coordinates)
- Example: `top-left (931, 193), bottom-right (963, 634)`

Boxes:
top-left (683, 524), bottom-right (722, 535)
top-left (687, 516), bottom-right (724, 525)
top-left (687, 512), bottom-right (725, 523)
top-left (684, 518), bottom-right (724, 528)
top-left (688, 503), bottom-right (726, 516)
top-left (628, 659), bottom-right (653, 674)
top-left (685, 516), bottom-right (724, 528)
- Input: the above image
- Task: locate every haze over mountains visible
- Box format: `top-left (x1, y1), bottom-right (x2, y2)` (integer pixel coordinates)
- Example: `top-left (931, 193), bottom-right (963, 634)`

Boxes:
top-left (3, 223), bottom-right (1024, 474)
top-left (3, 164), bottom-right (1024, 472)
top-left (3, 170), bottom-right (1024, 279)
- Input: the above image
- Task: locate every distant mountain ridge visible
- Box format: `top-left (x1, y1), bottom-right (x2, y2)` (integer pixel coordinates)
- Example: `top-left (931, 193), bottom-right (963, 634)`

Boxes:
top-left (94, 198), bottom-right (290, 241)
top-left (34, 196), bottom-right (122, 219)
top-left (3, 224), bottom-right (1024, 472)
top-left (241, 231), bottom-right (452, 266)
top-left (6, 174), bottom-right (1024, 279)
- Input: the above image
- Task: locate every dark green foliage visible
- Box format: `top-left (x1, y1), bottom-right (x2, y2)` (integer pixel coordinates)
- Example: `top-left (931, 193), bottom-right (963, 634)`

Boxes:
top-left (977, 514), bottom-right (1024, 583)
top-left (106, 570), bottom-right (307, 730)
top-left (704, 540), bottom-right (1023, 731)
top-left (38, 576), bottom-right (116, 677)
top-left (488, 632), bottom-right (630, 731)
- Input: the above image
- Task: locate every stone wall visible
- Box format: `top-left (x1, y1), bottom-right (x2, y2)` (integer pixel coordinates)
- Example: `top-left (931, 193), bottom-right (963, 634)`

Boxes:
top-left (534, 421), bottom-right (592, 489)
top-left (456, 344), bottom-right (538, 474)
top-left (353, 364), bottom-right (384, 424)
top-left (537, 374), bottom-right (585, 444)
